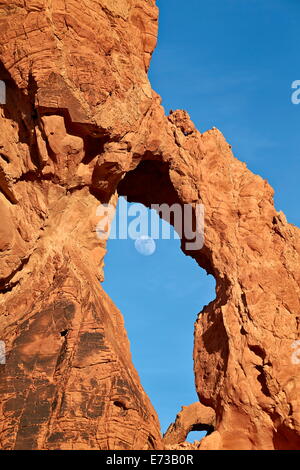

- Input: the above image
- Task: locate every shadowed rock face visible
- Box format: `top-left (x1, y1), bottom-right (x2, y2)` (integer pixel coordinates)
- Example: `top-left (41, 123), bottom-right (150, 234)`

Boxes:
top-left (0, 0), bottom-right (300, 450)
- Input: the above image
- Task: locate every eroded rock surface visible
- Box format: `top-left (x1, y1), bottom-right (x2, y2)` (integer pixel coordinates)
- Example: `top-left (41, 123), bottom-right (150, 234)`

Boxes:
top-left (0, 0), bottom-right (300, 450)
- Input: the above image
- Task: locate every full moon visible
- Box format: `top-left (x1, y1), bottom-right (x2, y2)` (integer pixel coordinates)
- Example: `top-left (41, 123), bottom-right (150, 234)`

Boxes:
top-left (134, 236), bottom-right (156, 256)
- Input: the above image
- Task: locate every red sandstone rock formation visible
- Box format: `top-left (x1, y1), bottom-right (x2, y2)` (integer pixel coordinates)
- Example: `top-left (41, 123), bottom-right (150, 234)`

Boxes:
top-left (164, 402), bottom-right (215, 446)
top-left (0, 0), bottom-right (300, 450)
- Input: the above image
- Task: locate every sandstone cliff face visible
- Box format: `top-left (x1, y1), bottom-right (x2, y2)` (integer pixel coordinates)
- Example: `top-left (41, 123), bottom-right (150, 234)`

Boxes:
top-left (0, 0), bottom-right (300, 450)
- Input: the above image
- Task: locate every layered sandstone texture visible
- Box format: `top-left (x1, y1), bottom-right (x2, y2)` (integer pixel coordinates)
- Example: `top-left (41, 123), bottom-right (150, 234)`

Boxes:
top-left (0, 0), bottom-right (300, 450)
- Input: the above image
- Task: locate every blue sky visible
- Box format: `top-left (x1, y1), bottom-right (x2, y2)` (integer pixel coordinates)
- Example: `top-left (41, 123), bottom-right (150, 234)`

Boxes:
top-left (103, 0), bottom-right (300, 441)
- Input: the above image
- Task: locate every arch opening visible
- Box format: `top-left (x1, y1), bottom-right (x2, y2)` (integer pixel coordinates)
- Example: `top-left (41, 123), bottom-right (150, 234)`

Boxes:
top-left (118, 158), bottom-right (215, 276)
top-left (102, 157), bottom-right (216, 440)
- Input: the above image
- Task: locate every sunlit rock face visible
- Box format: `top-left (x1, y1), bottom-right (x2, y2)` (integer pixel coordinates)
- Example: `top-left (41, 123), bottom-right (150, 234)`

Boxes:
top-left (0, 0), bottom-right (300, 450)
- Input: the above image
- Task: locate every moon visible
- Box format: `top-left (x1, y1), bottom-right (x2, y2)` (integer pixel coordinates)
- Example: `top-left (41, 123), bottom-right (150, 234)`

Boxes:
top-left (134, 236), bottom-right (156, 256)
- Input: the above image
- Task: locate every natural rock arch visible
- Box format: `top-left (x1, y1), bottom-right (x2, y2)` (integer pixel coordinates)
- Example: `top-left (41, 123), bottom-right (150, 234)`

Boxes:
top-left (0, 0), bottom-right (300, 450)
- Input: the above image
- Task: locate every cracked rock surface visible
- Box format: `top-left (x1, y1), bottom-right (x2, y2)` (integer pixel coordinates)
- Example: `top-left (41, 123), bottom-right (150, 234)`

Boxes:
top-left (0, 0), bottom-right (300, 450)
